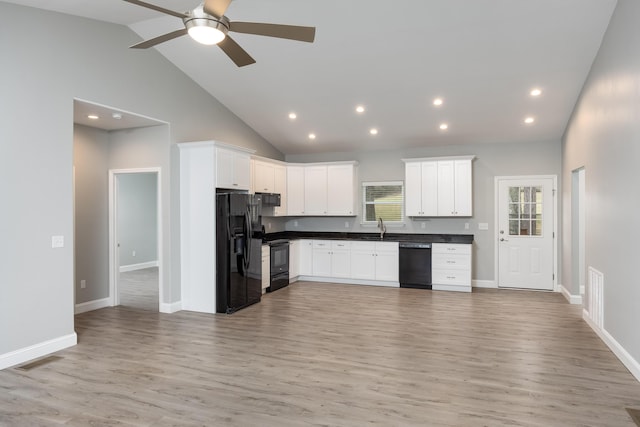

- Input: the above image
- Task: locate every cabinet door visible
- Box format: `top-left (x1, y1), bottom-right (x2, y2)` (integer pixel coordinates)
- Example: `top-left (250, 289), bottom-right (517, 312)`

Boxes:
top-left (299, 240), bottom-right (313, 276)
top-left (453, 159), bottom-right (472, 216)
top-left (254, 161), bottom-right (275, 193)
top-left (404, 162), bottom-right (422, 216)
top-left (351, 248), bottom-right (376, 280)
top-left (375, 243), bottom-right (399, 282)
top-left (421, 162), bottom-right (438, 216)
top-left (437, 160), bottom-right (455, 216)
top-left (304, 166), bottom-right (328, 215)
top-left (273, 165), bottom-right (287, 216)
top-left (312, 240), bottom-right (332, 276)
top-left (233, 152), bottom-right (251, 190)
top-left (216, 148), bottom-right (235, 189)
top-left (331, 241), bottom-right (351, 278)
top-left (289, 240), bottom-right (300, 279)
top-left (287, 166), bottom-right (305, 215)
top-left (327, 164), bottom-right (355, 215)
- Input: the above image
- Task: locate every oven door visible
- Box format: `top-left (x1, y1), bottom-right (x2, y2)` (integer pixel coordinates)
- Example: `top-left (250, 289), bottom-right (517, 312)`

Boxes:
top-left (270, 243), bottom-right (289, 275)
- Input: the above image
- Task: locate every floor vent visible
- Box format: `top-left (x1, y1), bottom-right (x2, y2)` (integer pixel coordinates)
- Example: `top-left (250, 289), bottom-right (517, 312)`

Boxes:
top-left (587, 267), bottom-right (604, 329)
top-left (15, 355), bottom-right (62, 371)
top-left (627, 408), bottom-right (640, 426)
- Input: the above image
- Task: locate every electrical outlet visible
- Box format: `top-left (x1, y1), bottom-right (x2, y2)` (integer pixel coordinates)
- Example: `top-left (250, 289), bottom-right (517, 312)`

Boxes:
top-left (80, 279), bottom-right (86, 289)
top-left (293, 220), bottom-right (298, 227)
top-left (478, 223), bottom-right (489, 230)
top-left (465, 223), bottom-right (470, 230)
top-left (344, 221), bottom-right (349, 228)
top-left (132, 250), bottom-right (136, 257)
top-left (268, 222), bottom-right (272, 230)
top-left (421, 222), bottom-right (426, 229)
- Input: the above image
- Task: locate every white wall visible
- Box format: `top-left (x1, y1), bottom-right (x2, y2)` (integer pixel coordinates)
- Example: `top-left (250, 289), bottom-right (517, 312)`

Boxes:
top-left (562, 0), bottom-right (640, 370)
top-left (286, 139), bottom-right (562, 283)
top-left (0, 2), bottom-right (282, 367)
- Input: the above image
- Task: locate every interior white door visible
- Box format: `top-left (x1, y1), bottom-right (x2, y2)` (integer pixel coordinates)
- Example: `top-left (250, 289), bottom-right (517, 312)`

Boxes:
top-left (497, 177), bottom-right (555, 290)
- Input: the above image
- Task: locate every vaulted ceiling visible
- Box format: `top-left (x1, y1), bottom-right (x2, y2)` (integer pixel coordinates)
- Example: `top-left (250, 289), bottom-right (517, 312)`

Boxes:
top-left (5, 0), bottom-right (617, 155)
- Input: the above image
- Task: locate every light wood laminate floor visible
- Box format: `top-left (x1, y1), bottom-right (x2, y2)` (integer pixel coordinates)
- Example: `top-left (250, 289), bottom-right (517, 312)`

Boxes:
top-left (2, 283), bottom-right (639, 426)
top-left (119, 267), bottom-right (159, 312)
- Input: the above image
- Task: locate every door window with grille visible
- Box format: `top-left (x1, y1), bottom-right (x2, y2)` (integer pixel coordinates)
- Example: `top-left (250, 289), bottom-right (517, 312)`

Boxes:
top-left (508, 186), bottom-right (543, 236)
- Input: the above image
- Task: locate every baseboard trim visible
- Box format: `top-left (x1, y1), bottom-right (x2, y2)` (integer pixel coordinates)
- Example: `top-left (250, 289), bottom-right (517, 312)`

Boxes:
top-left (583, 309), bottom-right (640, 383)
top-left (160, 301), bottom-right (182, 314)
top-left (75, 297), bottom-right (111, 314)
top-left (561, 284), bottom-right (583, 305)
top-left (0, 333), bottom-right (77, 371)
top-left (472, 280), bottom-right (497, 288)
top-left (298, 276), bottom-right (399, 288)
top-left (119, 261), bottom-right (159, 273)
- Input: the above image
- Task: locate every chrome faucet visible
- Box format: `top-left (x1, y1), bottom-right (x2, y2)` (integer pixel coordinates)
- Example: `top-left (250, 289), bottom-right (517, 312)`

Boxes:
top-left (378, 217), bottom-right (386, 240)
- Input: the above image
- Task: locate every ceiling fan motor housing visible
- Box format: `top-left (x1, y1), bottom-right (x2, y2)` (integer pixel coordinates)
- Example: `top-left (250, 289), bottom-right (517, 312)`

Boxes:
top-left (183, 7), bottom-right (230, 40)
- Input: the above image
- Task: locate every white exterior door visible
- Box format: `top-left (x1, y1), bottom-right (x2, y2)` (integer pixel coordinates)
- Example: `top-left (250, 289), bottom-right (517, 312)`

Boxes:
top-left (497, 176), bottom-right (555, 290)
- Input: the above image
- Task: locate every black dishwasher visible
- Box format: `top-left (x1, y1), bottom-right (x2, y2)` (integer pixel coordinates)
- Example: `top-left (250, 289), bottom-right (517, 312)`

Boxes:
top-left (399, 242), bottom-right (432, 289)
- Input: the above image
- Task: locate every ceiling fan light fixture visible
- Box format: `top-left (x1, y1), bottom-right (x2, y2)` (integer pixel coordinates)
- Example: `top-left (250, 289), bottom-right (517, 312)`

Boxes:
top-left (186, 20), bottom-right (227, 45)
top-left (184, 7), bottom-right (229, 45)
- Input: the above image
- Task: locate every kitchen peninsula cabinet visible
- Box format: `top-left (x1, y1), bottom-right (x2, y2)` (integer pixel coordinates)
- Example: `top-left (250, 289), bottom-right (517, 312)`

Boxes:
top-left (403, 156), bottom-right (475, 217)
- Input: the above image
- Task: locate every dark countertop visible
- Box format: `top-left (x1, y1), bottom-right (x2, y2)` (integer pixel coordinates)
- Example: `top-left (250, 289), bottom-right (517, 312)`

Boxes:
top-left (263, 231), bottom-right (473, 244)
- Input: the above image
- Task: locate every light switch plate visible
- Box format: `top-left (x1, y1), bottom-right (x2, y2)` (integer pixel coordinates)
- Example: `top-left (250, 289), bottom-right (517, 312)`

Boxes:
top-left (478, 223), bottom-right (489, 230)
top-left (51, 235), bottom-right (64, 248)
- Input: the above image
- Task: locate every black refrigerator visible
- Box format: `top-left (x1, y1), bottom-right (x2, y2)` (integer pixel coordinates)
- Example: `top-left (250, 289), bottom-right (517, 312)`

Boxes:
top-left (216, 192), bottom-right (263, 314)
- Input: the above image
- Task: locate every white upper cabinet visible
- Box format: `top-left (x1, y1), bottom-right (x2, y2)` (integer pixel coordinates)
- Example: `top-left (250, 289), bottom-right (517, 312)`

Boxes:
top-left (216, 147), bottom-right (251, 190)
top-left (253, 160), bottom-right (276, 193)
top-left (273, 165), bottom-right (287, 216)
top-left (304, 165), bottom-right (329, 215)
top-left (403, 156), bottom-right (474, 217)
top-left (327, 164), bottom-right (356, 215)
top-left (287, 162), bottom-right (357, 217)
top-left (287, 166), bottom-right (305, 215)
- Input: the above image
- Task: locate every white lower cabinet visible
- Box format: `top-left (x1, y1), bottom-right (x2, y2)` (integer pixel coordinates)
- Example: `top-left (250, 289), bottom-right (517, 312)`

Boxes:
top-left (431, 243), bottom-right (472, 292)
top-left (261, 245), bottom-right (270, 293)
top-left (289, 240), bottom-right (300, 281)
top-left (298, 239), bottom-right (314, 276)
top-left (312, 240), bottom-right (351, 278)
top-left (350, 242), bottom-right (399, 282)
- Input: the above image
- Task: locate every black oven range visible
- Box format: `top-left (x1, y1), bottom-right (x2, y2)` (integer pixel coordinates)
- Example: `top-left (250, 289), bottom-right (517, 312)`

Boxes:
top-left (268, 239), bottom-right (289, 292)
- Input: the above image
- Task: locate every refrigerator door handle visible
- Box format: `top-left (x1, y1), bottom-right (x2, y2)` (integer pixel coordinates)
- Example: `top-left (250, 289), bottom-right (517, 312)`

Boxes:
top-left (243, 209), bottom-right (251, 270)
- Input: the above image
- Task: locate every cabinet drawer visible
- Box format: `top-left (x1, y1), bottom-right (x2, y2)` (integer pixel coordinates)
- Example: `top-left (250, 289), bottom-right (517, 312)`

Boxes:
top-left (351, 241), bottom-right (376, 251)
top-left (432, 243), bottom-right (471, 255)
top-left (313, 240), bottom-right (331, 249)
top-left (331, 241), bottom-right (351, 250)
top-left (432, 269), bottom-right (471, 285)
top-left (432, 253), bottom-right (471, 270)
top-left (375, 242), bottom-right (398, 253)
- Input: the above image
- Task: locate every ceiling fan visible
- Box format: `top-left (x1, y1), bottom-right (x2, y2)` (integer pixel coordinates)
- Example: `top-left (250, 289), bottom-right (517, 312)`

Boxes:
top-left (123, 0), bottom-right (316, 67)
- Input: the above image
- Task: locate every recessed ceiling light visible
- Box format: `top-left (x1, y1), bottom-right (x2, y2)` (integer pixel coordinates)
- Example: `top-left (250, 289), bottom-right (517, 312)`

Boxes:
top-left (289, 112), bottom-right (297, 120)
top-left (524, 117), bottom-right (535, 124)
top-left (369, 128), bottom-right (378, 135)
top-left (433, 98), bottom-right (444, 106)
top-left (530, 88), bottom-right (542, 97)
top-left (308, 133), bottom-right (316, 140)
top-left (88, 115), bottom-right (99, 120)
top-left (112, 113), bottom-right (122, 120)
top-left (356, 105), bottom-right (365, 114)
top-left (439, 123), bottom-right (449, 130)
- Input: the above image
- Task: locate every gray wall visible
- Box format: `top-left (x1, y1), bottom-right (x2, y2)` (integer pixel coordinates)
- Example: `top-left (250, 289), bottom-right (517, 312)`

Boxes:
top-left (0, 2), bottom-right (282, 359)
top-left (286, 140), bottom-right (562, 282)
top-left (562, 0), bottom-right (640, 363)
top-left (117, 173), bottom-right (158, 267)
top-left (73, 125), bottom-right (110, 304)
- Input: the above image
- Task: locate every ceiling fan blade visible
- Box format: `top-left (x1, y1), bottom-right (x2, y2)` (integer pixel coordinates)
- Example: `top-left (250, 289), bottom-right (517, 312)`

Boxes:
top-left (230, 22), bottom-right (316, 43)
top-left (122, 0), bottom-right (187, 18)
top-left (130, 28), bottom-right (188, 49)
top-left (203, 0), bottom-right (232, 19)
top-left (218, 35), bottom-right (256, 67)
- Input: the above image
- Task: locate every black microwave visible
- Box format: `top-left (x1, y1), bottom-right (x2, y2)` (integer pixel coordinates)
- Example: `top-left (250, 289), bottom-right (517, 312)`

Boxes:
top-left (257, 192), bottom-right (281, 207)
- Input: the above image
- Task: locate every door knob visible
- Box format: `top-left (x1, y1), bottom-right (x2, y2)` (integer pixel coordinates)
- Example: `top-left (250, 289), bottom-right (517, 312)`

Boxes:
top-left (500, 238), bottom-right (509, 242)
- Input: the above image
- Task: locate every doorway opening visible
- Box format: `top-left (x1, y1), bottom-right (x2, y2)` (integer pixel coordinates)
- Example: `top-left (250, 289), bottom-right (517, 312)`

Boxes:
top-left (109, 169), bottom-right (162, 311)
